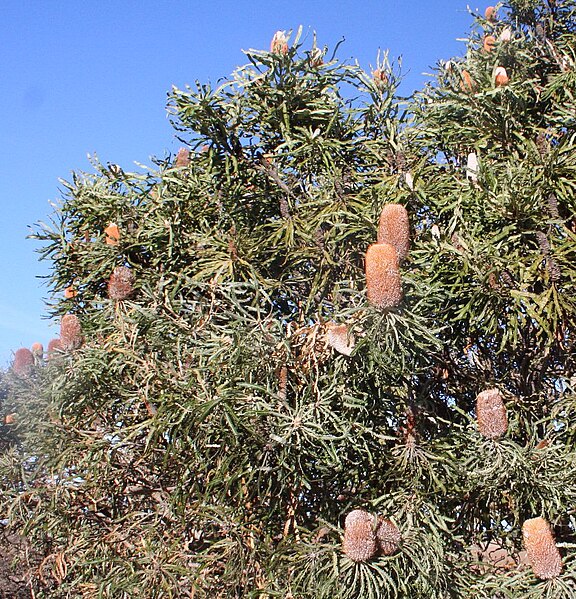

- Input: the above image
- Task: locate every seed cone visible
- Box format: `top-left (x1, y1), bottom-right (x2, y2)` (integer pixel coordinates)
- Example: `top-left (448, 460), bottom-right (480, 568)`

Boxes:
top-left (326, 323), bottom-right (355, 356)
top-left (175, 147), bottom-right (190, 167)
top-left (377, 204), bottom-right (410, 262)
top-left (12, 348), bottom-right (34, 376)
top-left (522, 517), bottom-right (562, 580)
top-left (108, 266), bottom-right (135, 300)
top-left (476, 388), bottom-right (507, 439)
top-left (365, 243), bottom-right (403, 309)
top-left (376, 517), bottom-right (401, 555)
top-left (60, 314), bottom-right (83, 351)
top-left (104, 223), bottom-right (120, 246)
top-left (342, 509), bottom-right (378, 562)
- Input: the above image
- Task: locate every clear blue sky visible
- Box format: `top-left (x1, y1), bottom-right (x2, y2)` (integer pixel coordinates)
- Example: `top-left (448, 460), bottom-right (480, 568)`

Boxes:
top-left (0, 0), bottom-right (476, 367)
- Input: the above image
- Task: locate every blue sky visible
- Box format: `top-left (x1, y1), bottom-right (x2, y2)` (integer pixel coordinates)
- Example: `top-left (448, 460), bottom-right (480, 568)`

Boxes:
top-left (0, 0), bottom-right (476, 367)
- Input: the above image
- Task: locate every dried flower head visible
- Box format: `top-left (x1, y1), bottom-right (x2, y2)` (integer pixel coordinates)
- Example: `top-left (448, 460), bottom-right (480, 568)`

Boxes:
top-left (342, 509), bottom-right (378, 562)
top-left (495, 66), bottom-right (509, 87)
top-left (365, 243), bottom-right (403, 309)
top-left (377, 203), bottom-right (410, 262)
top-left (175, 147), bottom-right (190, 167)
top-left (376, 517), bottom-right (401, 555)
top-left (483, 35), bottom-right (496, 52)
top-left (104, 223), bottom-right (120, 246)
top-left (522, 517), bottom-right (563, 580)
top-left (476, 388), bottom-right (507, 439)
top-left (326, 323), bottom-right (355, 356)
top-left (12, 348), bottom-right (34, 376)
top-left (484, 6), bottom-right (497, 21)
top-left (270, 31), bottom-right (288, 55)
top-left (60, 314), bottom-right (83, 351)
top-left (108, 266), bottom-right (135, 300)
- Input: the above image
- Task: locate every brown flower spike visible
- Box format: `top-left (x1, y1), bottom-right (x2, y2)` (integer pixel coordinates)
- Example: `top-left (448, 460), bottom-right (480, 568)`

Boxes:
top-left (326, 323), bottom-right (355, 356)
top-left (60, 314), bottom-right (83, 351)
top-left (342, 509), bottom-right (378, 562)
top-left (47, 338), bottom-right (63, 357)
top-left (522, 517), bottom-right (562, 580)
top-left (476, 388), bottom-right (507, 439)
top-left (376, 517), bottom-right (401, 555)
top-left (365, 243), bottom-right (403, 309)
top-left (108, 266), bottom-right (135, 300)
top-left (175, 148), bottom-right (190, 167)
top-left (12, 348), bottom-right (34, 376)
top-left (377, 203), bottom-right (410, 262)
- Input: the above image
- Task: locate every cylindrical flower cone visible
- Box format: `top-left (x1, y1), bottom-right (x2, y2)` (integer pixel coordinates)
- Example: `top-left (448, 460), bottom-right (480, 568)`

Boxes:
top-left (175, 148), bottom-right (190, 167)
top-left (376, 517), bottom-right (401, 555)
top-left (483, 35), bottom-right (496, 52)
top-left (60, 314), bottom-right (83, 351)
top-left (108, 266), bottom-right (135, 300)
top-left (326, 323), bottom-right (355, 356)
top-left (342, 509), bottom-right (378, 562)
top-left (64, 285), bottom-right (78, 299)
top-left (484, 6), bottom-right (497, 21)
top-left (104, 223), bottom-right (120, 246)
top-left (12, 348), bottom-right (34, 376)
top-left (461, 70), bottom-right (475, 92)
top-left (365, 243), bottom-right (403, 309)
top-left (372, 69), bottom-right (388, 90)
top-left (377, 203), bottom-right (410, 262)
top-left (522, 517), bottom-right (562, 580)
top-left (495, 66), bottom-right (509, 87)
top-left (476, 388), bottom-right (507, 439)
top-left (47, 338), bottom-right (63, 359)
top-left (270, 31), bottom-right (288, 55)
top-left (31, 342), bottom-right (44, 357)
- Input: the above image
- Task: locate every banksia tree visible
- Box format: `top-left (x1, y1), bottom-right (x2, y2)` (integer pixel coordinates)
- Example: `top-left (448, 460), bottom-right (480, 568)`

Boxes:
top-left (1, 3), bottom-right (576, 598)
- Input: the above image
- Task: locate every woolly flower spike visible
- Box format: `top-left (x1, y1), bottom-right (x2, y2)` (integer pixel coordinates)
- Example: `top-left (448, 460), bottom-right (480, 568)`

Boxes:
top-left (104, 223), bottom-right (120, 246)
top-left (12, 348), bottom-right (34, 376)
top-left (270, 31), bottom-right (288, 55)
top-left (31, 342), bottom-right (43, 357)
top-left (342, 509), bottom-right (378, 562)
top-left (377, 203), bottom-right (410, 262)
top-left (495, 66), bottom-right (509, 87)
top-left (484, 6), bottom-right (497, 21)
top-left (47, 338), bottom-right (62, 358)
top-left (64, 285), bottom-right (77, 299)
top-left (522, 517), bottom-right (563, 580)
top-left (175, 147), bottom-right (190, 167)
top-left (376, 517), bottom-right (401, 556)
top-left (483, 35), bottom-right (496, 52)
top-left (60, 314), bottom-right (83, 351)
top-left (476, 388), bottom-right (507, 439)
top-left (365, 243), bottom-right (402, 309)
top-left (461, 70), bottom-right (475, 92)
top-left (326, 323), bottom-right (355, 357)
top-left (108, 266), bottom-right (135, 300)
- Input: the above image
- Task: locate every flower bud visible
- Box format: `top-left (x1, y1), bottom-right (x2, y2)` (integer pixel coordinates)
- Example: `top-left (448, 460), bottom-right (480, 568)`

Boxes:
top-left (495, 66), bottom-right (509, 87)
top-left (270, 31), bottom-right (288, 55)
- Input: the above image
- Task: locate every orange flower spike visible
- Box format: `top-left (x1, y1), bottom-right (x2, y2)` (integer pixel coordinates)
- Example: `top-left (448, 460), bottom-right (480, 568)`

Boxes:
top-left (522, 517), bottom-right (563, 580)
top-left (270, 31), bottom-right (288, 55)
top-left (476, 388), bottom-right (508, 439)
top-left (104, 222), bottom-right (120, 246)
top-left (365, 243), bottom-right (403, 309)
top-left (484, 6), bottom-right (497, 22)
top-left (495, 66), bottom-right (509, 86)
top-left (175, 147), bottom-right (190, 167)
top-left (461, 70), bottom-right (475, 92)
top-left (483, 35), bottom-right (496, 52)
top-left (60, 314), bottom-right (84, 351)
top-left (377, 203), bottom-right (410, 262)
top-left (64, 285), bottom-right (78, 299)
top-left (372, 69), bottom-right (388, 90)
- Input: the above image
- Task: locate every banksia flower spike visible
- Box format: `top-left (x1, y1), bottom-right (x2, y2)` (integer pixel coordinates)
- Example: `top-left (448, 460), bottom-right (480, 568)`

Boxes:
top-left (12, 348), bottom-right (34, 376)
top-left (377, 203), bottom-right (410, 262)
top-left (376, 517), bottom-right (401, 555)
top-left (47, 338), bottom-right (62, 358)
top-left (372, 69), bottom-right (388, 90)
top-left (108, 266), bottom-right (135, 300)
top-left (31, 342), bottom-right (43, 357)
top-left (484, 6), bottom-right (497, 22)
top-left (104, 222), bottom-right (120, 246)
top-left (495, 66), bottom-right (509, 87)
top-left (499, 26), bottom-right (512, 42)
top-left (483, 35), bottom-right (496, 52)
top-left (64, 285), bottom-right (78, 299)
top-left (461, 69), bottom-right (475, 92)
top-left (342, 509), bottom-right (378, 562)
top-left (522, 517), bottom-right (563, 580)
top-left (60, 314), bottom-right (83, 351)
top-left (365, 243), bottom-right (403, 309)
top-left (175, 147), bottom-right (190, 167)
top-left (476, 388), bottom-right (508, 439)
top-left (326, 323), bottom-right (355, 357)
top-left (270, 31), bottom-right (288, 55)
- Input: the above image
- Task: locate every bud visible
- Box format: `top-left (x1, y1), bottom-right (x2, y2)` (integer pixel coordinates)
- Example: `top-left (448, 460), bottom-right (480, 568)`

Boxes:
top-left (108, 266), bottom-right (135, 300)
top-left (476, 388), bottom-right (507, 439)
top-left (104, 223), bottom-right (120, 246)
top-left (60, 314), bottom-right (83, 351)
top-left (31, 342), bottom-right (44, 357)
top-left (484, 6), bottom-right (497, 21)
top-left (499, 26), bottom-right (512, 42)
top-left (175, 148), bottom-right (190, 167)
top-left (466, 152), bottom-right (479, 182)
top-left (342, 509), bottom-right (378, 562)
top-left (309, 47), bottom-right (324, 68)
top-left (461, 69), bottom-right (475, 92)
top-left (4, 413), bottom-right (16, 425)
top-left (376, 517), bottom-right (401, 555)
top-left (404, 171), bottom-right (414, 190)
top-left (270, 31), bottom-right (288, 55)
top-left (522, 517), bottom-right (562, 580)
top-left (12, 348), bottom-right (34, 376)
top-left (326, 323), bottom-right (355, 356)
top-left (64, 285), bottom-right (78, 299)
top-left (365, 243), bottom-right (402, 309)
top-left (372, 69), bottom-right (388, 90)
top-left (495, 66), bottom-right (509, 87)
top-left (483, 35), bottom-right (496, 52)
top-left (377, 204), bottom-right (410, 262)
